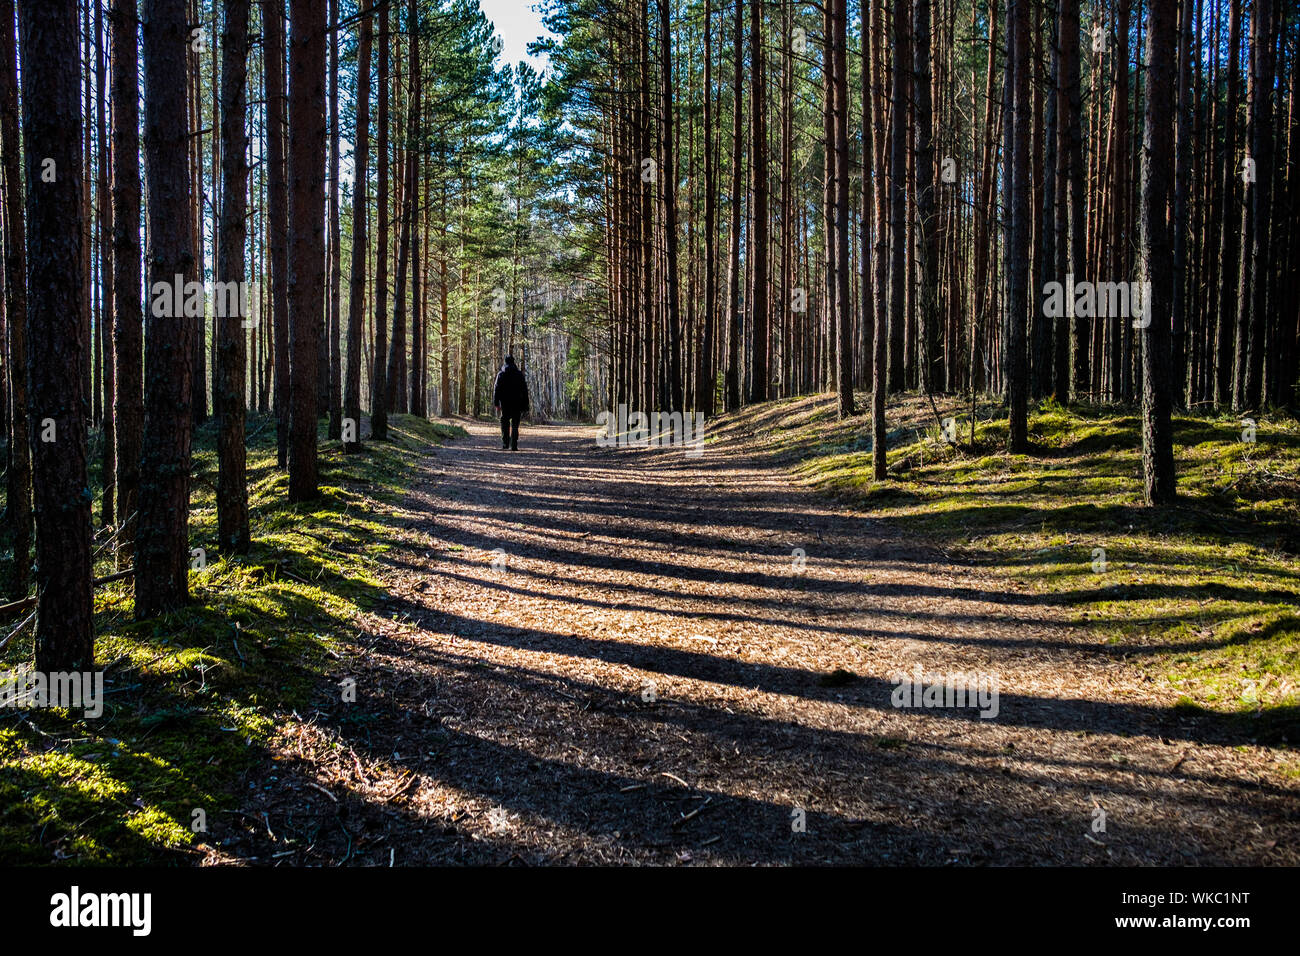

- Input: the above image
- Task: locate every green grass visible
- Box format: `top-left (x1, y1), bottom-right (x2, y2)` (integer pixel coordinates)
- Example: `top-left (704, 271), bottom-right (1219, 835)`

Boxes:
top-left (0, 414), bottom-right (464, 864)
top-left (758, 396), bottom-right (1300, 735)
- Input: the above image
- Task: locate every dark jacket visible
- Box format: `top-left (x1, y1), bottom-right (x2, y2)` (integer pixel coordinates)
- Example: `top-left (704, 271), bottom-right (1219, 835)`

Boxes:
top-left (492, 363), bottom-right (529, 416)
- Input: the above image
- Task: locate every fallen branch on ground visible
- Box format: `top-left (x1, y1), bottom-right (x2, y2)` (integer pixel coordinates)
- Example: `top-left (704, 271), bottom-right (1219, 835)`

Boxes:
top-left (0, 568), bottom-right (134, 619)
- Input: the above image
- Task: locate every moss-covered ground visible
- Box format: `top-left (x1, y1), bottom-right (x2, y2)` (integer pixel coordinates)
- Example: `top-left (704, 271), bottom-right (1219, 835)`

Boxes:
top-left (0, 414), bottom-right (464, 863)
top-left (720, 395), bottom-right (1300, 742)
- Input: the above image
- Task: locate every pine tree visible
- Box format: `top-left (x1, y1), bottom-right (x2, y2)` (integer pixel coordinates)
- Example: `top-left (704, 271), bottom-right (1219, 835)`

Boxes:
top-left (216, 0), bottom-right (250, 552)
top-left (17, 0), bottom-right (93, 663)
top-left (0, 0), bottom-right (31, 597)
top-left (344, 0), bottom-right (372, 453)
top-left (1140, 0), bottom-right (1178, 504)
top-left (136, 0), bottom-right (197, 618)
top-left (286, 0), bottom-right (325, 502)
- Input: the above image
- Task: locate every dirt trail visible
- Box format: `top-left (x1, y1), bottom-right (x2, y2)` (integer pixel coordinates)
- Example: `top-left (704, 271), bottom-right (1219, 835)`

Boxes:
top-left (230, 420), bottom-right (1299, 865)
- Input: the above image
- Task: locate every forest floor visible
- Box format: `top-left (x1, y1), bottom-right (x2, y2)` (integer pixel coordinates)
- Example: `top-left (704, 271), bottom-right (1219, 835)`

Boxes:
top-left (3, 397), bottom-right (1298, 865)
top-left (220, 399), bottom-right (1299, 865)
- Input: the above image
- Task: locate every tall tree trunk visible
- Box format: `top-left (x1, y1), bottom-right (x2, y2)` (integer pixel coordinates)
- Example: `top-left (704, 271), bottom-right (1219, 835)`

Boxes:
top-left (1281, 11), bottom-right (1300, 409)
top-left (1027, 0), bottom-right (1043, 399)
top-left (636, 5), bottom-right (652, 412)
top-left (746, 0), bottom-right (767, 403)
top-left (0, 0), bottom-right (31, 597)
top-left (216, 0), bottom-right (250, 553)
top-left (779, 0), bottom-right (794, 394)
top-left (387, 2), bottom-right (415, 416)
top-left (264, 0), bottom-right (289, 466)
top-left (343, 0), bottom-right (371, 452)
top-left (96, 0), bottom-right (114, 527)
top-left (914, 0), bottom-right (940, 395)
top-left (81, 0), bottom-right (91, 421)
top-left (387, 108), bottom-right (411, 411)
top-left (111, 0), bottom-right (143, 570)
top-left (1061, 0), bottom-right (1087, 399)
top-left (17, 0), bottom-right (93, 666)
top-left (973, 0), bottom-right (999, 398)
top-left (659, 0), bottom-right (683, 411)
top-left (1038, 3), bottom-right (1060, 401)
top-left (823, 0), bottom-right (834, 396)
top-left (701, 0), bottom-right (715, 415)
top-left (286, 0), bottom-right (326, 501)
top-left (406, 0), bottom-right (421, 416)
top-left (890, 0), bottom-right (909, 394)
top-left (191, 0), bottom-right (208, 428)
top-left (724, 0), bottom-right (742, 410)
top-left (438, 178), bottom-right (449, 417)
top-left (1006, 0), bottom-right (1030, 451)
top-left (1170, 0), bottom-right (1193, 407)
top-left (1214, 0), bottom-right (1241, 407)
top-left (136, 0), bottom-right (196, 618)
top-left (1234, 0), bottom-right (1275, 410)
top-left (1141, 0), bottom-right (1178, 503)
top-left (370, 0), bottom-right (388, 439)
top-left (1108, 0), bottom-right (1131, 403)
top-left (327, 0), bottom-right (341, 437)
top-left (832, 0), bottom-right (852, 416)
top-left (857, 0), bottom-right (871, 395)
top-left (871, 0), bottom-right (889, 476)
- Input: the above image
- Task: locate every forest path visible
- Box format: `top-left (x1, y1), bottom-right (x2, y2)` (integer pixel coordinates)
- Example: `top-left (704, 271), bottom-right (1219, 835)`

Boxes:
top-left (249, 419), bottom-right (1298, 865)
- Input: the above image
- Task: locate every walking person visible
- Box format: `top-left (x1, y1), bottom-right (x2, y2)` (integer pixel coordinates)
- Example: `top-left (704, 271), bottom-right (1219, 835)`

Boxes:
top-left (492, 355), bottom-right (529, 450)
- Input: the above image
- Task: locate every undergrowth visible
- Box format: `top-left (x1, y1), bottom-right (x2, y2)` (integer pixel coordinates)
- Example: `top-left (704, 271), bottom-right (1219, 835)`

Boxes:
top-left (0, 414), bottom-right (464, 863)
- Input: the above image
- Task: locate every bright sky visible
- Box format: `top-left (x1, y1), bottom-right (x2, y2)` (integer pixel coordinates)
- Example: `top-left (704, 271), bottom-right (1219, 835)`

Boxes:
top-left (478, 0), bottom-right (555, 75)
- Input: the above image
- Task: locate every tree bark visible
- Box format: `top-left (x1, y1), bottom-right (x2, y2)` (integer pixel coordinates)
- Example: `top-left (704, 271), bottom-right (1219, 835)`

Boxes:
top-left (136, 0), bottom-right (196, 618)
top-left (18, 0), bottom-right (94, 665)
top-left (386, 1), bottom-right (415, 416)
top-left (659, 0), bottom-right (683, 412)
top-left (913, 0), bottom-right (940, 395)
top-left (370, 0), bottom-right (388, 439)
top-left (1038, 2), bottom-right (1060, 401)
top-left (1060, 0), bottom-right (1087, 399)
top-left (286, 0), bottom-right (325, 501)
top-left (833, 0), bottom-right (852, 416)
top-left (871, 0), bottom-right (889, 476)
top-left (724, 0), bottom-right (742, 411)
top-left (890, 0), bottom-right (909, 394)
top-left (1006, 0), bottom-right (1030, 451)
top-left (1234, 0), bottom-right (1275, 410)
top-left (264, 0), bottom-right (289, 466)
top-left (1170, 0), bottom-right (1193, 407)
top-left (327, 0), bottom-right (342, 437)
top-left (0, 0), bottom-right (31, 598)
top-left (405, 0), bottom-right (421, 416)
top-left (746, 0), bottom-right (767, 403)
top-left (701, 0), bottom-right (715, 415)
top-left (216, 0), bottom-right (250, 553)
top-left (1214, 0), bottom-right (1241, 407)
top-left (96, 0), bottom-right (114, 527)
top-left (111, 0), bottom-right (142, 570)
top-left (1140, 0), bottom-right (1178, 504)
top-left (343, 0), bottom-right (371, 452)
top-left (191, 0), bottom-right (208, 428)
